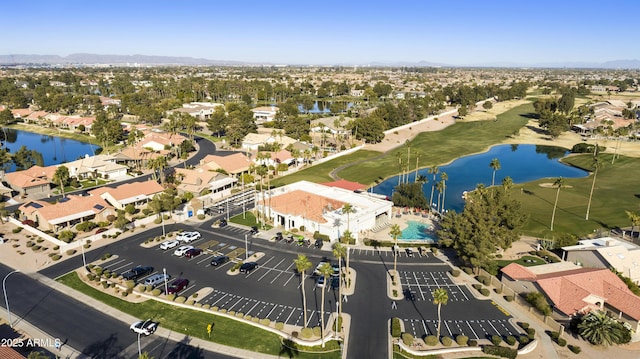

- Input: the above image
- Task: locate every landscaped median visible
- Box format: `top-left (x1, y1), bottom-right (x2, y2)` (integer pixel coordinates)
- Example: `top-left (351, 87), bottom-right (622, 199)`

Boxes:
top-left (57, 266), bottom-right (343, 358)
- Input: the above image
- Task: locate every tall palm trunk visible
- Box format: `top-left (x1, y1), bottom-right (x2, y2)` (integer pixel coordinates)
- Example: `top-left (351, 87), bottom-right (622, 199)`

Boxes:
top-left (301, 272), bottom-right (308, 326)
top-left (551, 186), bottom-right (561, 231)
top-left (585, 168), bottom-right (598, 220)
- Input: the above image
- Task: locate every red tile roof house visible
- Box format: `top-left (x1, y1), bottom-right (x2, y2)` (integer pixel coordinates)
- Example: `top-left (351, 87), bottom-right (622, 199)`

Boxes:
top-left (3, 165), bottom-right (56, 197)
top-left (199, 153), bottom-right (252, 176)
top-left (19, 195), bottom-right (115, 232)
top-left (501, 262), bottom-right (640, 332)
top-left (89, 180), bottom-right (164, 210)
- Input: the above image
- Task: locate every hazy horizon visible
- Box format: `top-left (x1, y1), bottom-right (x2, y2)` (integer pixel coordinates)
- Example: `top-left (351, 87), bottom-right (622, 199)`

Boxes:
top-left (4, 0), bottom-right (640, 66)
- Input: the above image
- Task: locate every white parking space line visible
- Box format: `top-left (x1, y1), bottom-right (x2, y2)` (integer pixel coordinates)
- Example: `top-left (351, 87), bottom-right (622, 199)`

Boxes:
top-left (444, 320), bottom-right (453, 337)
top-left (265, 304), bottom-right (279, 318)
top-left (257, 258), bottom-right (285, 281)
top-left (284, 307), bottom-right (297, 324)
top-left (226, 297), bottom-right (244, 311)
top-left (196, 253), bottom-right (217, 265)
top-left (457, 285), bottom-right (470, 300)
top-left (283, 273), bottom-right (297, 287)
top-left (101, 258), bottom-right (127, 269)
top-left (211, 293), bottom-right (229, 306)
top-left (413, 272), bottom-right (426, 300)
top-left (466, 321), bottom-right (480, 339)
top-left (487, 320), bottom-right (501, 335)
top-left (270, 262), bottom-right (293, 284)
top-left (110, 261), bottom-right (135, 273)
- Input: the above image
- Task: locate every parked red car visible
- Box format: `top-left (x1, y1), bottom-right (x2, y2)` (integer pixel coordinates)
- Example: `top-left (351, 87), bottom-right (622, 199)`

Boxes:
top-left (184, 248), bottom-right (203, 258)
top-left (166, 278), bottom-right (189, 294)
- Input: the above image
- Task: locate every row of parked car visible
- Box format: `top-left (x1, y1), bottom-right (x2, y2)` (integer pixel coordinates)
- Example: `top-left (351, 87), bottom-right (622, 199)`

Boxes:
top-left (120, 266), bottom-right (190, 295)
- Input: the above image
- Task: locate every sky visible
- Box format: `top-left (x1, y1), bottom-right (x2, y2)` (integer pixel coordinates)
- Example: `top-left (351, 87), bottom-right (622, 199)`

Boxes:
top-left (3, 0), bottom-right (640, 66)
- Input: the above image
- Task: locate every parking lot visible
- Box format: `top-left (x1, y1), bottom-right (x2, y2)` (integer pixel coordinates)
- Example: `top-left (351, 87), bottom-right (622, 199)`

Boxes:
top-left (399, 270), bottom-right (470, 302)
top-left (402, 317), bottom-right (520, 340)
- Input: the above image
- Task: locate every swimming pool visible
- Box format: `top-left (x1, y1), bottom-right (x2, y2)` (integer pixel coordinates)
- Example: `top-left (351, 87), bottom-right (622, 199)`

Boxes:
top-left (400, 220), bottom-right (438, 243)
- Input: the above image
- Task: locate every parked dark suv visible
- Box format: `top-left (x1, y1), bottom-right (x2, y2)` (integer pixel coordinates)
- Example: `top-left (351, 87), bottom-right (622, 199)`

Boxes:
top-left (250, 226), bottom-right (259, 235)
top-left (121, 266), bottom-right (154, 281)
top-left (239, 262), bottom-right (258, 273)
top-left (211, 255), bottom-right (229, 266)
top-left (219, 219), bottom-right (227, 227)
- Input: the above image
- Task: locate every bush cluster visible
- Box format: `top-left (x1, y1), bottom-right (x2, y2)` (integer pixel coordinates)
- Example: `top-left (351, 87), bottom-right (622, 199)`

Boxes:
top-left (482, 345), bottom-right (517, 359)
top-left (401, 333), bottom-right (414, 346)
top-left (424, 335), bottom-right (438, 346)
top-left (491, 335), bottom-right (502, 346)
top-left (525, 292), bottom-right (552, 316)
top-left (391, 317), bottom-right (402, 338)
top-left (451, 269), bottom-right (460, 277)
top-left (456, 335), bottom-right (469, 345)
top-left (568, 344), bottom-right (581, 354)
top-left (441, 336), bottom-right (452, 346)
top-left (300, 327), bottom-right (312, 338)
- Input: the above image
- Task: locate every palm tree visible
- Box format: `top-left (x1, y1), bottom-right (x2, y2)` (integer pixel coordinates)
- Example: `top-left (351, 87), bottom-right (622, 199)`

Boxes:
top-left (550, 177), bottom-right (565, 231)
top-left (626, 211), bottom-right (640, 239)
top-left (428, 165), bottom-right (439, 210)
top-left (342, 203), bottom-right (355, 233)
top-left (435, 181), bottom-right (444, 214)
top-left (405, 140), bottom-right (411, 184)
top-left (332, 243), bottom-right (347, 321)
top-left (432, 288), bottom-right (449, 338)
top-left (502, 176), bottom-right (513, 192)
top-left (578, 310), bottom-right (627, 346)
top-left (53, 165), bottom-right (70, 198)
top-left (389, 224), bottom-right (402, 275)
top-left (489, 158), bottom-right (501, 187)
top-left (585, 154), bottom-right (602, 221)
top-left (318, 262), bottom-right (333, 347)
top-left (413, 151), bottom-right (421, 183)
top-left (294, 254), bottom-right (312, 327)
top-left (440, 172), bottom-right (448, 212)
top-left (395, 152), bottom-right (403, 185)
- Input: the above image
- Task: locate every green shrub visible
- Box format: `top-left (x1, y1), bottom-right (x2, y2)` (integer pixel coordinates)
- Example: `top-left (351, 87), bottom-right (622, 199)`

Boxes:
top-left (525, 292), bottom-right (552, 316)
top-left (228, 311), bottom-right (235, 316)
top-left (424, 335), bottom-right (438, 346)
top-left (194, 303), bottom-right (202, 308)
top-left (505, 295), bottom-right (514, 302)
top-left (12, 227), bottom-right (23, 233)
top-left (93, 267), bottom-right (103, 275)
top-left (462, 267), bottom-right (473, 275)
top-left (75, 221), bottom-right (97, 232)
top-left (441, 336), bottom-right (452, 346)
top-left (491, 335), bottom-right (502, 346)
top-left (219, 308), bottom-right (227, 313)
top-left (557, 338), bottom-right (567, 347)
top-left (468, 339), bottom-right (478, 347)
top-left (568, 345), bottom-right (581, 354)
top-left (456, 335), bottom-right (468, 346)
top-left (26, 241), bottom-right (34, 247)
top-left (57, 230), bottom-right (75, 243)
top-left (391, 317), bottom-right (402, 338)
top-left (101, 281), bottom-right (109, 289)
top-left (505, 335), bottom-right (516, 345)
top-left (472, 284), bottom-right (482, 290)
top-left (526, 327), bottom-right (535, 336)
top-left (36, 238), bottom-right (44, 243)
top-left (494, 287), bottom-right (502, 294)
top-left (275, 322), bottom-right (284, 330)
top-left (124, 280), bottom-right (135, 289)
top-left (121, 291), bottom-right (128, 297)
top-left (197, 214), bottom-right (205, 220)
top-left (101, 253), bottom-right (112, 260)
top-left (260, 318), bottom-right (271, 326)
top-left (477, 275), bottom-right (489, 285)
top-left (300, 327), bottom-right (313, 338)
top-left (202, 304), bottom-right (210, 309)
top-left (451, 269), bottom-right (460, 277)
top-left (186, 299), bottom-right (195, 305)
top-left (401, 333), bottom-right (414, 346)
top-left (482, 345), bottom-right (517, 359)
top-left (519, 322), bottom-right (529, 329)
top-left (175, 296), bottom-right (186, 303)
top-left (312, 326), bottom-right (321, 336)
top-left (86, 273), bottom-right (96, 281)
top-left (480, 288), bottom-right (490, 296)
top-left (51, 254), bottom-right (61, 261)
top-left (518, 335), bottom-right (530, 345)
top-left (211, 306), bottom-right (219, 311)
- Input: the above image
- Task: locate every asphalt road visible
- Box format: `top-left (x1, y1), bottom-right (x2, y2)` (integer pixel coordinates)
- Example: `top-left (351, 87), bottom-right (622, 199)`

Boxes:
top-left (0, 263), bottom-right (237, 359)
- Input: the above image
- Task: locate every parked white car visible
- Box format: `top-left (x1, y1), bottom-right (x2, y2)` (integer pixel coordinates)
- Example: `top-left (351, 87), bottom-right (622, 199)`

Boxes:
top-left (177, 231), bottom-right (201, 243)
top-left (174, 245), bottom-right (194, 256)
top-left (130, 320), bottom-right (158, 336)
top-left (160, 240), bottom-right (180, 250)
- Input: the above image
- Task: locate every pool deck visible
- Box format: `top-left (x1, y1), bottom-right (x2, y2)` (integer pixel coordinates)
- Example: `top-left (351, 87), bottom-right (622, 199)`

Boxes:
top-left (365, 208), bottom-right (439, 244)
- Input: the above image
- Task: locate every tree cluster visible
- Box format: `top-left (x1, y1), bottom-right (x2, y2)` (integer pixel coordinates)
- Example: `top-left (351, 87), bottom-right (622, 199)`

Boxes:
top-left (437, 185), bottom-right (529, 273)
top-left (391, 182), bottom-right (428, 209)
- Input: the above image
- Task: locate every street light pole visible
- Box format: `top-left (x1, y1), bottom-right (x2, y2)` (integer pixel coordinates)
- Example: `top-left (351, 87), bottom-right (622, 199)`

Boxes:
top-left (163, 268), bottom-right (168, 295)
top-left (138, 318), bottom-right (151, 357)
top-left (80, 240), bottom-right (87, 270)
top-left (245, 234), bottom-right (248, 260)
top-left (3, 270), bottom-right (20, 328)
top-left (161, 212), bottom-right (165, 237)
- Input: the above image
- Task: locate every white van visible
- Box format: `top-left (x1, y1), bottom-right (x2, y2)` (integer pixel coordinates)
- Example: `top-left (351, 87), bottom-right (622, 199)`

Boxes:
top-left (144, 273), bottom-right (170, 287)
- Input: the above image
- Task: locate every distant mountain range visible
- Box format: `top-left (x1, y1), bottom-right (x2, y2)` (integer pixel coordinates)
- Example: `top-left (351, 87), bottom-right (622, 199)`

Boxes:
top-left (1, 53), bottom-right (640, 69)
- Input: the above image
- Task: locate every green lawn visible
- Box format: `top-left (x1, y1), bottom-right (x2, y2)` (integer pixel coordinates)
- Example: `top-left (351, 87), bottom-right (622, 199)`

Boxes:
top-left (495, 255), bottom-right (545, 270)
top-left (57, 272), bottom-right (340, 358)
top-left (271, 150), bottom-right (381, 187)
top-left (512, 153), bottom-right (640, 238)
top-left (337, 103), bottom-right (534, 185)
top-left (229, 211), bottom-right (272, 230)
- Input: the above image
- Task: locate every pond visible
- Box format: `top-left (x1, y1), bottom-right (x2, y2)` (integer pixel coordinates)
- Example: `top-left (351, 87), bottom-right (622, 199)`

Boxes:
top-left (298, 101), bottom-right (354, 114)
top-left (373, 144), bottom-right (589, 212)
top-left (1, 128), bottom-right (100, 172)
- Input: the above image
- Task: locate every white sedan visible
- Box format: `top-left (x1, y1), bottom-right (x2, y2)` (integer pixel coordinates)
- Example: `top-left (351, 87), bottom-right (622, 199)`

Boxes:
top-left (130, 320), bottom-right (158, 336)
top-left (177, 231), bottom-right (201, 243)
top-left (174, 245), bottom-right (194, 256)
top-left (160, 240), bottom-right (180, 250)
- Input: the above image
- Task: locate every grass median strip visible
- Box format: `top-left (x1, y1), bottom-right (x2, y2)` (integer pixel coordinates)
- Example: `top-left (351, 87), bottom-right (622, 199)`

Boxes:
top-left (57, 272), bottom-right (341, 358)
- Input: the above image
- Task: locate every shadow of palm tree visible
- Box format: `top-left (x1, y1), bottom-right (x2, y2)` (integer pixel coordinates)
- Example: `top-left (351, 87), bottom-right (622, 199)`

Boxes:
top-left (82, 333), bottom-right (125, 359)
top-left (279, 338), bottom-right (299, 358)
top-left (166, 335), bottom-right (204, 359)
